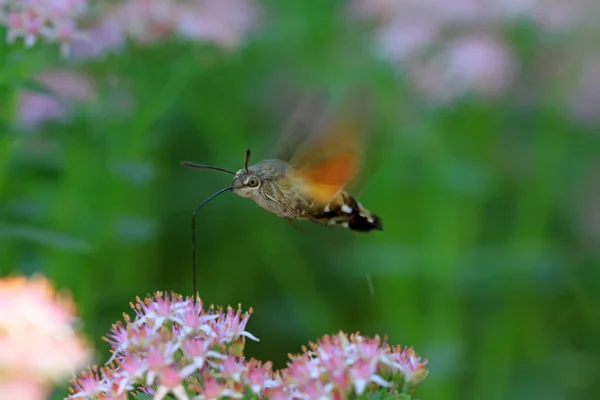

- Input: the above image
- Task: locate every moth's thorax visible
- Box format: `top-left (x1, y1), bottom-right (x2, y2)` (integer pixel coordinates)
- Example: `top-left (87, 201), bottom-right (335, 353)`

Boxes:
top-left (234, 159), bottom-right (288, 180)
top-left (250, 181), bottom-right (300, 218)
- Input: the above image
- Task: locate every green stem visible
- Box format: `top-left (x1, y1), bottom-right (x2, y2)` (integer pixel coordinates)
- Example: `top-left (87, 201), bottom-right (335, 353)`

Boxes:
top-left (0, 43), bottom-right (17, 199)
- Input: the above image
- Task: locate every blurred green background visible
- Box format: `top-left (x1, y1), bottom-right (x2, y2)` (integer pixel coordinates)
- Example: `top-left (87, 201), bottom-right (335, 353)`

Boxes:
top-left (1, 1), bottom-right (600, 399)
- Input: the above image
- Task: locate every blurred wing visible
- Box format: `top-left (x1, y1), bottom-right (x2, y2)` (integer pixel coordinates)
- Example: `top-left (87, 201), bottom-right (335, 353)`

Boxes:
top-left (272, 93), bottom-right (328, 162)
top-left (285, 116), bottom-right (363, 204)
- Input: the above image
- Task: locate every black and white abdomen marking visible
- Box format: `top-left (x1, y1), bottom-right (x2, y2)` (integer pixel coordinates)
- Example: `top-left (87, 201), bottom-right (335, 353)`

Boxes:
top-left (313, 192), bottom-right (383, 232)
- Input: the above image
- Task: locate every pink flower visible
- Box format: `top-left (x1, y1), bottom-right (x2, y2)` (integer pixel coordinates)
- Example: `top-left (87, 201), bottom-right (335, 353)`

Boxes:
top-left (71, 0), bottom-right (259, 59)
top-left (68, 293), bottom-right (429, 399)
top-left (244, 359), bottom-right (278, 394)
top-left (278, 332), bottom-right (406, 397)
top-left (0, 274), bottom-right (91, 400)
top-left (387, 345), bottom-right (429, 385)
top-left (180, 337), bottom-right (219, 373)
top-left (176, 0), bottom-right (258, 49)
top-left (5, 11), bottom-right (45, 47)
top-left (68, 367), bottom-right (109, 398)
top-left (16, 69), bottom-right (96, 129)
top-left (413, 35), bottom-right (516, 102)
top-left (216, 354), bottom-right (246, 382)
top-left (67, 292), bottom-right (261, 399)
top-left (1, 0), bottom-right (89, 56)
top-left (209, 305), bottom-right (259, 344)
top-left (0, 377), bottom-right (51, 400)
top-left (153, 366), bottom-right (188, 400)
top-left (194, 374), bottom-right (243, 400)
top-left (351, 0), bottom-right (599, 110)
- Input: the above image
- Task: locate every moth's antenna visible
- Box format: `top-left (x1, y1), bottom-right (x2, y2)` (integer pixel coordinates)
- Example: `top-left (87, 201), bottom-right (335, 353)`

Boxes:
top-left (244, 149), bottom-right (251, 173)
top-left (180, 161), bottom-right (236, 175)
top-left (191, 186), bottom-right (232, 302)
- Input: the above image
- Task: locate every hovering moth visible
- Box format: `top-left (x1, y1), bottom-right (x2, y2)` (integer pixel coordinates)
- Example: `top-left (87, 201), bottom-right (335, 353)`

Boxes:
top-left (181, 95), bottom-right (382, 232)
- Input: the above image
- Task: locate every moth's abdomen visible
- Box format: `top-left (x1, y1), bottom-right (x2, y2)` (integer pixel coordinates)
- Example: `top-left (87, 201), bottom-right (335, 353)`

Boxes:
top-left (314, 192), bottom-right (382, 232)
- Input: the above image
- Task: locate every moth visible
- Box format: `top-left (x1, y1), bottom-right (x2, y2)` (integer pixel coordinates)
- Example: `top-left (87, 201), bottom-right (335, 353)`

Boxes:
top-left (182, 96), bottom-right (382, 297)
top-left (181, 99), bottom-right (382, 233)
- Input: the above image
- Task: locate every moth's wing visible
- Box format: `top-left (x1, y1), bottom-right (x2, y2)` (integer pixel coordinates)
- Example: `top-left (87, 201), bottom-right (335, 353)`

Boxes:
top-left (272, 93), bottom-right (330, 162)
top-left (282, 100), bottom-right (366, 205)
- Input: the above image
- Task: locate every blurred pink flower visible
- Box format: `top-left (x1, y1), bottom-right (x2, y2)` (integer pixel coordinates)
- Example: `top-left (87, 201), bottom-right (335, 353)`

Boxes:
top-left (0, 0), bottom-right (89, 56)
top-left (16, 69), bottom-right (96, 129)
top-left (351, 0), bottom-right (516, 102)
top-left (530, 0), bottom-right (590, 31)
top-left (376, 19), bottom-right (439, 63)
top-left (414, 35), bottom-right (516, 103)
top-left (0, 377), bottom-right (50, 400)
top-left (352, 0), bottom-right (600, 108)
top-left (176, 0), bottom-right (258, 49)
top-left (0, 274), bottom-right (91, 400)
top-left (71, 0), bottom-right (259, 59)
top-left (114, 0), bottom-right (183, 44)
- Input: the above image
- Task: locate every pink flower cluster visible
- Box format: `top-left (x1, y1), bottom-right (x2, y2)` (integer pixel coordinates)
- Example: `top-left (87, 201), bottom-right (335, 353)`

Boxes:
top-left (71, 0), bottom-right (259, 59)
top-left (67, 292), bottom-right (429, 399)
top-left (0, 0), bottom-right (88, 56)
top-left (0, 275), bottom-right (91, 400)
top-left (68, 292), bottom-right (269, 400)
top-left (16, 69), bottom-right (96, 129)
top-left (266, 332), bottom-right (429, 399)
top-left (352, 0), bottom-right (599, 106)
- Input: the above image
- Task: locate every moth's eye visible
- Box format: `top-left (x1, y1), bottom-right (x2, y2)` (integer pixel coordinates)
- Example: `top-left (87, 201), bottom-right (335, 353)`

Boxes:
top-left (247, 177), bottom-right (259, 187)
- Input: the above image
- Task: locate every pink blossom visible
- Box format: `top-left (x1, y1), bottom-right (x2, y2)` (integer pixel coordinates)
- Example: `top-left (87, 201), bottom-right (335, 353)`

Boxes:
top-left (413, 35), bottom-right (516, 103)
top-left (16, 69), bottom-right (96, 129)
top-left (67, 292), bottom-right (262, 399)
top-left (530, 0), bottom-right (590, 31)
top-left (217, 355), bottom-right (246, 382)
top-left (5, 11), bottom-right (45, 47)
top-left (67, 367), bottom-right (110, 398)
top-left (277, 332), bottom-right (407, 398)
top-left (68, 293), bottom-right (428, 399)
top-left (176, 0), bottom-right (258, 49)
top-left (194, 374), bottom-right (243, 400)
top-left (154, 383), bottom-right (190, 400)
top-left (244, 359), bottom-right (278, 394)
top-left (209, 305), bottom-right (259, 343)
top-left (0, 274), bottom-right (91, 400)
top-left (153, 366), bottom-right (188, 400)
top-left (0, 0), bottom-right (89, 56)
top-left (0, 376), bottom-right (51, 400)
top-left (387, 345), bottom-right (430, 385)
top-left (71, 0), bottom-right (259, 59)
top-left (351, 0), bottom-right (600, 109)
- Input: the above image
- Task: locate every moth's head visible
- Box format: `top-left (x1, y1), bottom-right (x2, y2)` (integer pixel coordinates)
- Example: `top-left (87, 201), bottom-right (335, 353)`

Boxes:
top-left (231, 150), bottom-right (287, 198)
top-left (229, 149), bottom-right (261, 199)
top-left (231, 168), bottom-right (261, 198)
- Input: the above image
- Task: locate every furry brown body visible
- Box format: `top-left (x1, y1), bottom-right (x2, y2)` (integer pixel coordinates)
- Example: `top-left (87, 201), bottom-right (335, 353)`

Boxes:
top-left (231, 159), bottom-right (382, 232)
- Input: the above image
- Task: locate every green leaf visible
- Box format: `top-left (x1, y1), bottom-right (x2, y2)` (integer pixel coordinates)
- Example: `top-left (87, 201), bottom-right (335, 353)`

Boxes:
top-left (133, 394), bottom-right (155, 400)
top-left (366, 391), bottom-right (383, 400)
top-left (365, 390), bottom-right (410, 400)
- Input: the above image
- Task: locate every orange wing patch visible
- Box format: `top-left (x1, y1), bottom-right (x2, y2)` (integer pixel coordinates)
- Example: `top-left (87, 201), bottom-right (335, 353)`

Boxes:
top-left (285, 117), bottom-right (362, 204)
